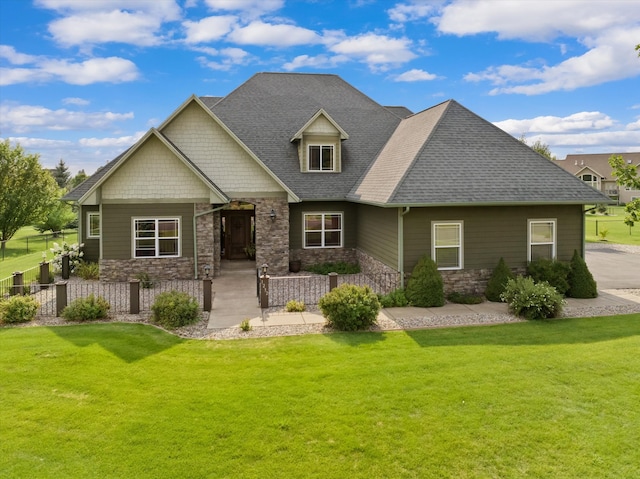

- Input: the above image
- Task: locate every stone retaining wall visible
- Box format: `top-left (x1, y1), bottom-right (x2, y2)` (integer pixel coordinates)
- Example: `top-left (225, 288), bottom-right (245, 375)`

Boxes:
top-left (100, 257), bottom-right (195, 282)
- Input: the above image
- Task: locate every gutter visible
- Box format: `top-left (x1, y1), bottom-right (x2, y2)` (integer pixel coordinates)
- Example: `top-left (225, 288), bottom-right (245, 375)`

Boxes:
top-left (398, 206), bottom-right (411, 287)
top-left (193, 204), bottom-right (228, 279)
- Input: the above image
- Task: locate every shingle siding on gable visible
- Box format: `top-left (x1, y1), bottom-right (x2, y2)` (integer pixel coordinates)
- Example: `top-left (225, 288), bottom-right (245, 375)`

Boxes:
top-left (101, 135), bottom-right (211, 201)
top-left (162, 102), bottom-right (284, 195)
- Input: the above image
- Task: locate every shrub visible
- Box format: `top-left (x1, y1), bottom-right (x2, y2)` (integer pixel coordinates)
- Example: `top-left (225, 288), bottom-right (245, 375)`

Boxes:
top-left (526, 258), bottom-right (570, 296)
top-left (378, 288), bottom-right (409, 308)
top-left (405, 255), bottom-right (445, 307)
top-left (447, 292), bottom-right (484, 304)
top-left (306, 262), bottom-right (360, 275)
top-left (0, 295), bottom-right (39, 324)
top-left (285, 300), bottom-right (305, 312)
top-left (135, 272), bottom-right (154, 289)
top-left (240, 319), bottom-right (253, 331)
top-left (76, 261), bottom-right (100, 280)
top-left (319, 284), bottom-right (381, 331)
top-left (485, 257), bottom-right (514, 302)
top-left (62, 294), bottom-right (110, 322)
top-left (151, 291), bottom-right (200, 329)
top-left (501, 276), bottom-right (564, 320)
top-left (50, 242), bottom-right (84, 274)
top-left (567, 250), bottom-right (598, 299)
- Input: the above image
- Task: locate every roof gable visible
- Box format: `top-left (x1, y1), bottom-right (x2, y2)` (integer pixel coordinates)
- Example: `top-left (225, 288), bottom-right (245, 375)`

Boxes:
top-left (290, 109), bottom-right (349, 141)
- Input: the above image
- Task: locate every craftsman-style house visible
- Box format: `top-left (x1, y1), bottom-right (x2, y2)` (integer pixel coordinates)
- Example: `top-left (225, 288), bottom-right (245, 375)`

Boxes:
top-left (64, 72), bottom-right (610, 293)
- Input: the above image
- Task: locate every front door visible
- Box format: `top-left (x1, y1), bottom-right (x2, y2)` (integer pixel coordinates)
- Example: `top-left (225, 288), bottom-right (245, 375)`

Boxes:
top-left (223, 211), bottom-right (253, 260)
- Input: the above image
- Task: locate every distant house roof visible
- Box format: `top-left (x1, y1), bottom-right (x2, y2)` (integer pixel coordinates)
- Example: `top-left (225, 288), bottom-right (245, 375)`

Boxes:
top-left (65, 72), bottom-right (612, 206)
top-left (558, 152), bottom-right (640, 178)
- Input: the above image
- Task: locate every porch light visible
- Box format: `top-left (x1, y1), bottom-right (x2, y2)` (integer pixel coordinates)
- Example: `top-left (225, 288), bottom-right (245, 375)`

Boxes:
top-left (204, 264), bottom-right (211, 278)
top-left (270, 209), bottom-right (276, 221)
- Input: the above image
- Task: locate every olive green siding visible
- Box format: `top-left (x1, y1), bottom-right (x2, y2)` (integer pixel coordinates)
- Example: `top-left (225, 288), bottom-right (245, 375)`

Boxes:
top-left (403, 205), bottom-right (583, 272)
top-left (101, 203), bottom-right (195, 260)
top-left (289, 202), bottom-right (357, 249)
top-left (356, 204), bottom-right (398, 270)
top-left (80, 205), bottom-right (100, 263)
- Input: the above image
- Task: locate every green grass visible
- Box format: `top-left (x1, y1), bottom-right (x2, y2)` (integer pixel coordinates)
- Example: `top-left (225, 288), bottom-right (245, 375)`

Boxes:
top-left (585, 206), bottom-right (640, 245)
top-left (0, 227), bottom-right (77, 278)
top-left (2, 316), bottom-right (640, 478)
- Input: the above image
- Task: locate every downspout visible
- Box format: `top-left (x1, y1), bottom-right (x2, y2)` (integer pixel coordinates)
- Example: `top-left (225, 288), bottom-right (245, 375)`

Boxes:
top-left (398, 206), bottom-right (411, 287)
top-left (193, 204), bottom-right (228, 279)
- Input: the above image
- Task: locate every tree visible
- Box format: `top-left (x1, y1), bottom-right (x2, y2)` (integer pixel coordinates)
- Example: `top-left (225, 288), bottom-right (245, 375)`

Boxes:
top-left (609, 154), bottom-right (640, 226)
top-left (636, 44), bottom-right (640, 56)
top-left (0, 140), bottom-right (58, 252)
top-left (34, 188), bottom-right (77, 236)
top-left (518, 134), bottom-right (557, 160)
top-left (52, 159), bottom-right (70, 188)
top-left (69, 169), bottom-right (88, 189)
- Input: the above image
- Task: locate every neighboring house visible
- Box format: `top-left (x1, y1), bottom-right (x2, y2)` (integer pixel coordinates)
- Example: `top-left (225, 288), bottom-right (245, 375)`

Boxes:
top-left (557, 152), bottom-right (640, 205)
top-left (64, 72), bottom-right (611, 293)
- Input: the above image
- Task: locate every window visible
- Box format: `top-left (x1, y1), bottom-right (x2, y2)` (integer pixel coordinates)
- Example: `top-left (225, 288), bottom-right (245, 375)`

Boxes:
top-left (304, 213), bottom-right (342, 248)
top-left (87, 212), bottom-right (100, 239)
top-left (432, 221), bottom-right (463, 270)
top-left (528, 219), bottom-right (556, 261)
top-left (580, 173), bottom-right (599, 189)
top-left (308, 145), bottom-right (334, 171)
top-left (133, 218), bottom-right (180, 258)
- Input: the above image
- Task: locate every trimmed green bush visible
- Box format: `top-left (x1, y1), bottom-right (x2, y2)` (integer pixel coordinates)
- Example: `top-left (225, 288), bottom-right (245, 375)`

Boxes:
top-left (485, 257), bottom-right (514, 302)
top-left (76, 261), bottom-right (100, 280)
top-left (0, 295), bottom-right (39, 324)
top-left (285, 300), bottom-right (305, 312)
top-left (447, 292), bottom-right (484, 304)
top-left (319, 284), bottom-right (381, 331)
top-left (527, 258), bottom-right (570, 296)
top-left (405, 255), bottom-right (445, 307)
top-left (501, 276), bottom-right (564, 320)
top-left (567, 250), bottom-right (598, 298)
top-left (151, 291), bottom-right (200, 329)
top-left (378, 288), bottom-right (409, 308)
top-left (62, 294), bottom-right (110, 322)
top-left (306, 262), bottom-right (360, 275)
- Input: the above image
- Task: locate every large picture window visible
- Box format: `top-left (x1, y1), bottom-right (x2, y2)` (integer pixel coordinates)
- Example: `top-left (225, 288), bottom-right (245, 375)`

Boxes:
top-left (308, 144), bottom-right (334, 171)
top-left (432, 221), bottom-right (463, 270)
top-left (87, 212), bottom-right (100, 239)
top-left (528, 219), bottom-right (556, 261)
top-left (133, 218), bottom-right (180, 258)
top-left (304, 213), bottom-right (342, 248)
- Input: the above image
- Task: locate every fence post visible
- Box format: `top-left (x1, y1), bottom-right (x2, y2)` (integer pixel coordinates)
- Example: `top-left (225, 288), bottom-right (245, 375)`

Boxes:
top-left (329, 272), bottom-right (338, 291)
top-left (203, 278), bottom-right (212, 312)
top-left (259, 267), bottom-right (269, 309)
top-left (62, 253), bottom-right (70, 279)
top-left (39, 261), bottom-right (50, 289)
top-left (130, 280), bottom-right (140, 314)
top-left (12, 271), bottom-right (24, 296)
top-left (55, 281), bottom-right (68, 316)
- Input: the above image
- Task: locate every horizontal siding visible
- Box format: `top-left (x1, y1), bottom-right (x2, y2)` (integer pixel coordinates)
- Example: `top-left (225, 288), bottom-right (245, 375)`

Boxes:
top-left (404, 205), bottom-right (583, 272)
top-left (102, 203), bottom-right (195, 260)
top-left (356, 204), bottom-right (398, 269)
top-left (81, 205), bottom-right (100, 263)
top-left (289, 201), bottom-right (357, 249)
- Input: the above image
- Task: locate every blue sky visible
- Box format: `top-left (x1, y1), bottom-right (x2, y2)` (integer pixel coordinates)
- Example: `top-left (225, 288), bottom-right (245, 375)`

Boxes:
top-left (1, 0), bottom-right (639, 175)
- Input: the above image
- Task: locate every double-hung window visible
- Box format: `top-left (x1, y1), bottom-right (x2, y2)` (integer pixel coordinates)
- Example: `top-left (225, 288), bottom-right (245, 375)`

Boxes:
top-left (87, 212), bottom-right (100, 239)
top-left (308, 144), bottom-right (334, 171)
top-left (304, 213), bottom-right (342, 248)
top-left (133, 218), bottom-right (180, 258)
top-left (528, 219), bottom-right (556, 261)
top-left (432, 221), bottom-right (463, 270)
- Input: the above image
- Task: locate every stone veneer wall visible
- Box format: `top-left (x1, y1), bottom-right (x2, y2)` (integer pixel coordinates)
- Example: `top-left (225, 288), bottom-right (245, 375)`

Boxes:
top-left (100, 257), bottom-right (194, 282)
top-left (356, 249), bottom-right (398, 276)
top-left (438, 267), bottom-right (527, 295)
top-left (195, 203), bottom-right (215, 278)
top-left (289, 247), bottom-right (357, 271)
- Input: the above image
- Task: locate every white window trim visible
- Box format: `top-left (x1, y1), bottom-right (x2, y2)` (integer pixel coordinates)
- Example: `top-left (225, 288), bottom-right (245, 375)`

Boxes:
top-left (303, 212), bottom-right (343, 249)
top-left (132, 217), bottom-right (181, 259)
top-left (528, 219), bottom-right (556, 262)
top-left (431, 221), bottom-right (463, 270)
top-left (87, 212), bottom-right (100, 239)
top-left (307, 144), bottom-right (335, 172)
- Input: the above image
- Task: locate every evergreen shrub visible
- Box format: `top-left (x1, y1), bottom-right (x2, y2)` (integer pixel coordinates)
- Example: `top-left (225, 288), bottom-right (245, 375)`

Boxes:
top-left (567, 250), bottom-right (598, 298)
top-left (405, 255), bottom-right (445, 307)
top-left (485, 257), bottom-right (514, 302)
top-left (526, 258), bottom-right (570, 296)
top-left (378, 288), bottom-right (409, 308)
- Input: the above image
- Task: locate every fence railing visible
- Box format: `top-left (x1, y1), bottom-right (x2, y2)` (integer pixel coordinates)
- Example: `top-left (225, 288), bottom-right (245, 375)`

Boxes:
top-left (263, 271), bottom-right (402, 308)
top-left (1, 229), bottom-right (76, 261)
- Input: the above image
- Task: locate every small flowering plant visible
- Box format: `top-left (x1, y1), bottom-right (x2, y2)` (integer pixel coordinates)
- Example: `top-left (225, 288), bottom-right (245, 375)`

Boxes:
top-left (50, 242), bottom-right (84, 274)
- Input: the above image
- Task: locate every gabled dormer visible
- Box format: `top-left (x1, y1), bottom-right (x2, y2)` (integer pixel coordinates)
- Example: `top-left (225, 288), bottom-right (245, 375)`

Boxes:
top-left (291, 109), bottom-right (349, 173)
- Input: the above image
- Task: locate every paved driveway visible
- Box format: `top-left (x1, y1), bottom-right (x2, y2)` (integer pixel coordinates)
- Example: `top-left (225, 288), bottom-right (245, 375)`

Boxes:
top-left (585, 243), bottom-right (640, 289)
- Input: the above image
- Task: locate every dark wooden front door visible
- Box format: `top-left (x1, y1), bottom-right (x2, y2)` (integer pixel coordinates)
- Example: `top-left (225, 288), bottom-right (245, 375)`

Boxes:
top-left (223, 211), bottom-right (253, 260)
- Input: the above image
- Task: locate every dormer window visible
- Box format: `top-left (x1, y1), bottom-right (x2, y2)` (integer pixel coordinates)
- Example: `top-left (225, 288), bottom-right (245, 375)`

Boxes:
top-left (308, 144), bottom-right (334, 171)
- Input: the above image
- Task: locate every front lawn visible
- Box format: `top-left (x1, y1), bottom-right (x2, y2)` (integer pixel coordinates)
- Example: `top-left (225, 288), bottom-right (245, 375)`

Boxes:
top-left (2, 317), bottom-right (640, 478)
top-left (585, 206), bottom-right (640, 245)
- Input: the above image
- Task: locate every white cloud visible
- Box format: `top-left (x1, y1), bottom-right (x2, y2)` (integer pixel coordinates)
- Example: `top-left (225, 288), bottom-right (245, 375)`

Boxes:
top-left (62, 97), bottom-right (90, 106)
top-left (0, 45), bottom-right (38, 65)
top-left (329, 33), bottom-right (416, 71)
top-left (183, 15), bottom-right (237, 43)
top-left (627, 119), bottom-right (640, 131)
top-left (204, 0), bottom-right (283, 16)
top-left (78, 133), bottom-right (145, 148)
top-left (394, 68), bottom-right (438, 82)
top-left (227, 21), bottom-right (321, 47)
top-left (494, 112), bottom-right (616, 135)
top-left (388, 2), bottom-right (439, 23)
top-left (0, 103), bottom-right (134, 134)
top-left (196, 47), bottom-right (251, 71)
top-left (282, 54), bottom-right (350, 71)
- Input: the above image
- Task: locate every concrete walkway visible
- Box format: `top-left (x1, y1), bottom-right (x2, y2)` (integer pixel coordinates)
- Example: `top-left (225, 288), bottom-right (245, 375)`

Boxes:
top-left (207, 261), bottom-right (261, 329)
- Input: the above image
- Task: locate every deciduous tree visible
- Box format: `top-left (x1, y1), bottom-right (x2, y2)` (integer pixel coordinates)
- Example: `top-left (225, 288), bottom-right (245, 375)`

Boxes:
top-left (518, 134), bottom-right (557, 160)
top-left (609, 154), bottom-right (640, 226)
top-left (69, 169), bottom-right (88, 189)
top-left (34, 188), bottom-right (77, 236)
